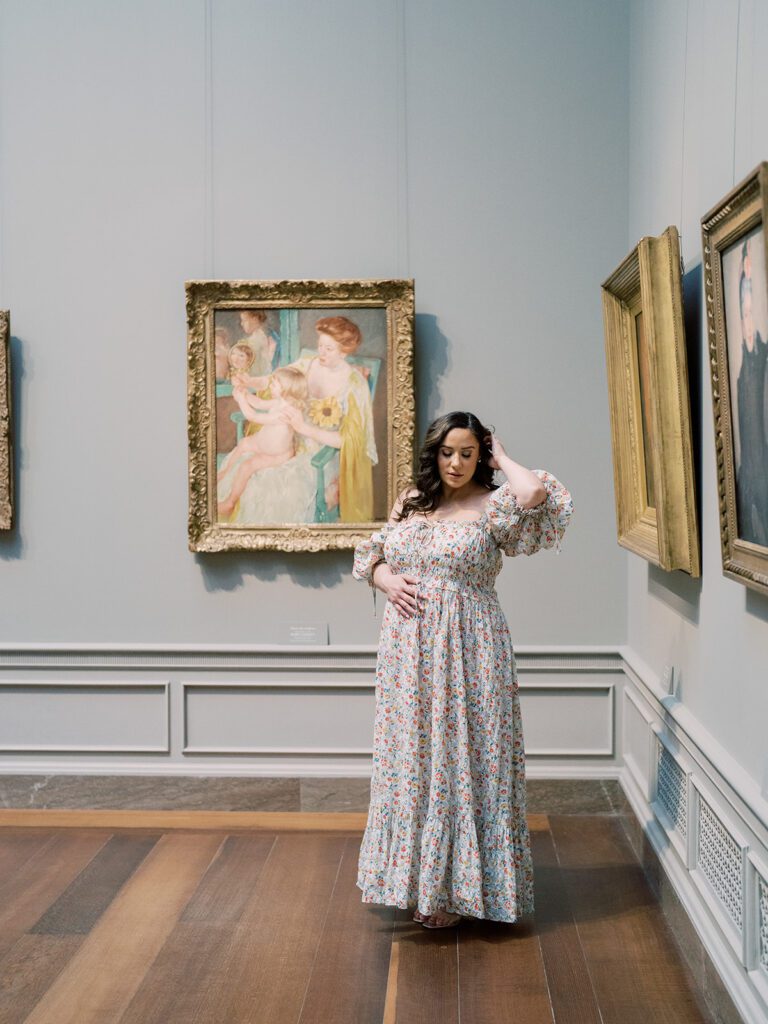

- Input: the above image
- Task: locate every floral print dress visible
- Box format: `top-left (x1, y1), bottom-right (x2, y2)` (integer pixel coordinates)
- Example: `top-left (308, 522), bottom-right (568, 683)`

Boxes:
top-left (352, 469), bottom-right (574, 923)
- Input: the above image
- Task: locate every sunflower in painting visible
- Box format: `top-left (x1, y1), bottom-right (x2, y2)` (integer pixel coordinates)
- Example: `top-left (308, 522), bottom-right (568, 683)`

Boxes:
top-left (308, 394), bottom-right (343, 429)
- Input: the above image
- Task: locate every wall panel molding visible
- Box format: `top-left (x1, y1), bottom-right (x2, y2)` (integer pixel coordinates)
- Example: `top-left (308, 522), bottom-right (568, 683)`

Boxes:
top-left (620, 647), bottom-right (768, 1024)
top-left (0, 643), bottom-right (622, 673)
top-left (620, 645), bottom-right (768, 837)
top-left (0, 645), bottom-right (622, 775)
top-left (182, 681), bottom-right (375, 755)
top-left (0, 680), bottom-right (169, 753)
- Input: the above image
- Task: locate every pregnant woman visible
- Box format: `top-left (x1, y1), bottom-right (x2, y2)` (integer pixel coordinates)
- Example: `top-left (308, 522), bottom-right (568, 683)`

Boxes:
top-left (352, 411), bottom-right (574, 928)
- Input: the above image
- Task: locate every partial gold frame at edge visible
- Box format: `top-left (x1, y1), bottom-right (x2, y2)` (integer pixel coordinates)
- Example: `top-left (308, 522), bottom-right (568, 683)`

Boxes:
top-left (702, 161), bottom-right (768, 595)
top-left (601, 227), bottom-right (700, 575)
top-left (185, 278), bottom-right (415, 553)
top-left (0, 311), bottom-right (11, 532)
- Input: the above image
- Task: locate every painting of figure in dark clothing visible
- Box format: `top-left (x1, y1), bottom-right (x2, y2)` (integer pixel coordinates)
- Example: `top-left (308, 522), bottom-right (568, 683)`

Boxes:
top-left (722, 224), bottom-right (768, 547)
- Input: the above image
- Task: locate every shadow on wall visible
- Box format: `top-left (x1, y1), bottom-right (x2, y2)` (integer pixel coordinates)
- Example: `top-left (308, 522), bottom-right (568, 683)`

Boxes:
top-left (196, 311), bottom-right (451, 594)
top-left (648, 563), bottom-right (701, 625)
top-left (0, 335), bottom-right (25, 561)
top-left (645, 262), bottom-right (703, 624)
top-left (196, 548), bottom-right (347, 594)
top-left (413, 312), bottom-right (449, 439)
top-left (746, 588), bottom-right (768, 622)
top-left (683, 262), bottom-right (703, 540)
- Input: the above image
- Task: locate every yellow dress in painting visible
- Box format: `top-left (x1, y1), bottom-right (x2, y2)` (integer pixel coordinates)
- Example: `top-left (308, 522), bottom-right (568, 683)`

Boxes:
top-left (339, 388), bottom-right (374, 521)
top-left (298, 355), bottom-right (378, 522)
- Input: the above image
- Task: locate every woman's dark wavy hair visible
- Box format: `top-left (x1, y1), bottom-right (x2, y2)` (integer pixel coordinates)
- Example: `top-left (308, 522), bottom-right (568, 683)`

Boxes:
top-left (395, 411), bottom-right (498, 521)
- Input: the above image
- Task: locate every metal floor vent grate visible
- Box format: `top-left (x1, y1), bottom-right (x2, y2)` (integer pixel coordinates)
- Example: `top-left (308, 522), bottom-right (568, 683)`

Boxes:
top-left (697, 799), bottom-right (743, 932)
top-left (656, 739), bottom-right (687, 838)
top-left (759, 874), bottom-right (768, 973)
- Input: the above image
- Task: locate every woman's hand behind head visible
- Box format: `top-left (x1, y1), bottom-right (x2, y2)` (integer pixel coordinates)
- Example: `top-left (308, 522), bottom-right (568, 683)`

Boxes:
top-left (486, 433), bottom-right (506, 471)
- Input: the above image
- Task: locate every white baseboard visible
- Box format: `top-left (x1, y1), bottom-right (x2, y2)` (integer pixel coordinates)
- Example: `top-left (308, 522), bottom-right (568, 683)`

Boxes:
top-left (620, 653), bottom-right (768, 1024)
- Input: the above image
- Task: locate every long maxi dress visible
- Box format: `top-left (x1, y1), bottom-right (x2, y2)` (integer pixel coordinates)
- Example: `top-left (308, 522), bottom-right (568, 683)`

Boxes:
top-left (352, 468), bottom-right (574, 923)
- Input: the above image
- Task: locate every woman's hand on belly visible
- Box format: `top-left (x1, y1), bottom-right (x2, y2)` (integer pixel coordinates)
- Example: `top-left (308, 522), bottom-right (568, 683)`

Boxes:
top-left (372, 563), bottom-right (421, 619)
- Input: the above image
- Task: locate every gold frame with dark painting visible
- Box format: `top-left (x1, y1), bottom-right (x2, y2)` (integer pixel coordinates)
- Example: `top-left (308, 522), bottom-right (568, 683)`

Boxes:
top-left (0, 311), bottom-right (11, 531)
top-left (601, 226), bottom-right (700, 574)
top-left (186, 278), bottom-right (415, 553)
top-left (702, 163), bottom-right (768, 595)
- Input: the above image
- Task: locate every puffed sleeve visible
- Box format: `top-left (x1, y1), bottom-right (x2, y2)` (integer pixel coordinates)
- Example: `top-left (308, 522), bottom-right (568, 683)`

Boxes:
top-left (352, 524), bottom-right (393, 582)
top-left (486, 469), bottom-right (574, 557)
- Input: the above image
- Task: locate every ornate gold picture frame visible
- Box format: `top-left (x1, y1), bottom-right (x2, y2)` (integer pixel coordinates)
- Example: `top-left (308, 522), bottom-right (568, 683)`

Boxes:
top-left (186, 278), bottom-right (415, 552)
top-left (0, 311), bottom-right (11, 531)
top-left (702, 162), bottom-right (768, 594)
top-left (601, 226), bottom-right (700, 574)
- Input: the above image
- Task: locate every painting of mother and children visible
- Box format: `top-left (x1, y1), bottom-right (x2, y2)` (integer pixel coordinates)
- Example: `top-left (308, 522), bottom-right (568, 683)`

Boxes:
top-left (214, 307), bottom-right (389, 527)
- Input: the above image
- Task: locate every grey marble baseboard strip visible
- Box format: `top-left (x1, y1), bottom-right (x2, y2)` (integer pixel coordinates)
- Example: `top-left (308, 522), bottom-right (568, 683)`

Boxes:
top-left (0, 775), bottom-right (625, 815)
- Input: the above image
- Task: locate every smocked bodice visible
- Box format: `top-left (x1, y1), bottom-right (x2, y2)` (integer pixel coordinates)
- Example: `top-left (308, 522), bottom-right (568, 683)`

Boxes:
top-left (352, 469), bottom-right (574, 598)
top-left (383, 516), bottom-right (503, 597)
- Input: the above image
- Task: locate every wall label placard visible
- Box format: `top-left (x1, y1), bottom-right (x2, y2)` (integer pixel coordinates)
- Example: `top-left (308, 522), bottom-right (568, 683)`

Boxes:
top-left (280, 622), bottom-right (329, 646)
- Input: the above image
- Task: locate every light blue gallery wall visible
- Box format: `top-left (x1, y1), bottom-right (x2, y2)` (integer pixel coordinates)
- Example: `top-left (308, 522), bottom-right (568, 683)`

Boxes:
top-left (0, 0), bottom-right (629, 645)
top-left (627, 0), bottom-right (768, 791)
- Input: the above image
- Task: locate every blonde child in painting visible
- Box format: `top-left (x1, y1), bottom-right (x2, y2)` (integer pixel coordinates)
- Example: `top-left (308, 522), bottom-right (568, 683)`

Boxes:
top-left (217, 366), bottom-right (309, 519)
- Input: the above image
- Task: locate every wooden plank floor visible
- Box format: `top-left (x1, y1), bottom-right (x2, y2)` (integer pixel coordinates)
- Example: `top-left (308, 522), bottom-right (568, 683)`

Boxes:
top-left (0, 813), bottom-right (717, 1024)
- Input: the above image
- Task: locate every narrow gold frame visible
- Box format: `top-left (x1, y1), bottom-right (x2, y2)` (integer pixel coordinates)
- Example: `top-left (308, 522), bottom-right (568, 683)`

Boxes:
top-left (0, 311), bottom-right (11, 531)
top-left (702, 162), bottom-right (768, 595)
top-left (186, 278), bottom-right (415, 552)
top-left (602, 227), bottom-right (700, 574)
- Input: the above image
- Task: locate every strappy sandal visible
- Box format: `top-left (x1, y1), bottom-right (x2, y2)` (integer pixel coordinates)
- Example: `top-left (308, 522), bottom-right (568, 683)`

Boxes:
top-left (420, 911), bottom-right (462, 929)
